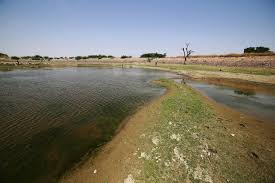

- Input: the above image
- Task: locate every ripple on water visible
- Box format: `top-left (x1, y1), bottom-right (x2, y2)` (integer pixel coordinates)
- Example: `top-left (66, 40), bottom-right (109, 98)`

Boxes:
top-left (0, 67), bottom-right (176, 183)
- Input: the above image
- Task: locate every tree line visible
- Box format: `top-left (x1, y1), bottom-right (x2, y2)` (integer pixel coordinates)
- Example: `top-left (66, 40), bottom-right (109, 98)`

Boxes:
top-left (1, 45), bottom-right (272, 64)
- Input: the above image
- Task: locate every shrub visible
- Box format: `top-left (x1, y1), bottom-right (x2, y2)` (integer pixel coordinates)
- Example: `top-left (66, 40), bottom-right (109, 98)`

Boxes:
top-left (75, 56), bottom-right (82, 60)
top-left (121, 55), bottom-right (132, 59)
top-left (11, 56), bottom-right (20, 60)
top-left (32, 55), bottom-right (43, 60)
top-left (21, 56), bottom-right (32, 59)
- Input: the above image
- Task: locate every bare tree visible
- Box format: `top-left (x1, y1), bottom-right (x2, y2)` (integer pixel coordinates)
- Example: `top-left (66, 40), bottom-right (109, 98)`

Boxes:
top-left (182, 43), bottom-right (194, 64)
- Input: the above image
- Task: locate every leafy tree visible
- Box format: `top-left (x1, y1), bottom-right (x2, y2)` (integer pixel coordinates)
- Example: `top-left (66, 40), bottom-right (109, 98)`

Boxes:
top-left (32, 55), bottom-right (43, 60)
top-left (121, 55), bottom-right (132, 59)
top-left (255, 47), bottom-right (270, 53)
top-left (244, 46), bottom-right (270, 53)
top-left (244, 47), bottom-right (256, 53)
top-left (11, 56), bottom-right (20, 60)
top-left (140, 53), bottom-right (166, 58)
top-left (75, 56), bottom-right (82, 60)
top-left (11, 56), bottom-right (20, 65)
top-left (87, 55), bottom-right (108, 59)
top-left (21, 56), bottom-right (32, 59)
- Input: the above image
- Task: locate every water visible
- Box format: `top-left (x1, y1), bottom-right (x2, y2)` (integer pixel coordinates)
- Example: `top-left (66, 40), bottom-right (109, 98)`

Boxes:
top-left (0, 67), bottom-right (176, 183)
top-left (186, 80), bottom-right (275, 122)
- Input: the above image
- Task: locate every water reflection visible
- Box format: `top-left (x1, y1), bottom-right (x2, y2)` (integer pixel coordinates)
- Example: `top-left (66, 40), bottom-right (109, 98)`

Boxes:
top-left (234, 89), bottom-right (255, 96)
top-left (184, 80), bottom-right (275, 122)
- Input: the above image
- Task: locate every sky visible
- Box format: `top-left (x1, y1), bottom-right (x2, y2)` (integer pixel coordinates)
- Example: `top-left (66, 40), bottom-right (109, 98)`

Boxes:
top-left (0, 0), bottom-right (274, 57)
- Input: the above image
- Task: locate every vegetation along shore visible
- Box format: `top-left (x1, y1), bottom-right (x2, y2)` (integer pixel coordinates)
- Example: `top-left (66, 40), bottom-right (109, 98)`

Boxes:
top-left (60, 79), bottom-right (275, 183)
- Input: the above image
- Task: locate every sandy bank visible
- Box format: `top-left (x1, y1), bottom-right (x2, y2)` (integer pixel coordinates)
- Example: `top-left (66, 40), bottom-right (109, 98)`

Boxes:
top-left (60, 80), bottom-right (275, 183)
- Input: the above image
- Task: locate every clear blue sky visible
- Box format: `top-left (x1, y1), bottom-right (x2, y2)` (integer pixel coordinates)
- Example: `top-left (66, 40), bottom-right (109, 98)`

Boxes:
top-left (0, 0), bottom-right (274, 57)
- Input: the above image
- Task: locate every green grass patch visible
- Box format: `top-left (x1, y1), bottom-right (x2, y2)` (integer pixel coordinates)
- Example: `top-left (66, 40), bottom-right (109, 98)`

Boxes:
top-left (136, 79), bottom-right (274, 182)
top-left (136, 64), bottom-right (275, 75)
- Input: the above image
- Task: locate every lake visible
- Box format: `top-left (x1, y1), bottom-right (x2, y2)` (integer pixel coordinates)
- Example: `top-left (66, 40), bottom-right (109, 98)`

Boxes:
top-left (0, 67), bottom-right (176, 183)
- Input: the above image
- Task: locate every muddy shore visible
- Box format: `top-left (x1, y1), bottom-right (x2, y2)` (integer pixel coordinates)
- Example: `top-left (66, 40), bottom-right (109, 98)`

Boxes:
top-left (60, 79), bottom-right (275, 183)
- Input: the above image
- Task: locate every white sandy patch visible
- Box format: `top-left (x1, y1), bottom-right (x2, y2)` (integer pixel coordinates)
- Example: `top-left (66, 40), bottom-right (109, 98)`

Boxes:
top-left (193, 166), bottom-right (213, 183)
top-left (124, 174), bottom-right (135, 183)
top-left (152, 136), bottom-right (160, 145)
top-left (170, 134), bottom-right (181, 141)
top-left (138, 152), bottom-right (150, 160)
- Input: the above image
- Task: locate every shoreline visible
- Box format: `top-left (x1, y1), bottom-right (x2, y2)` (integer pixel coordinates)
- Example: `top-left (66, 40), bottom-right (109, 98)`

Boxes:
top-left (60, 80), bottom-right (173, 183)
top-left (1, 64), bottom-right (274, 182)
top-left (60, 79), bottom-right (275, 183)
top-left (58, 86), bottom-right (167, 181)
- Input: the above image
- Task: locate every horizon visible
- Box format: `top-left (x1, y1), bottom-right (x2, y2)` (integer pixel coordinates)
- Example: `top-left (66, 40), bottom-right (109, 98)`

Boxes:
top-left (0, 0), bottom-right (274, 57)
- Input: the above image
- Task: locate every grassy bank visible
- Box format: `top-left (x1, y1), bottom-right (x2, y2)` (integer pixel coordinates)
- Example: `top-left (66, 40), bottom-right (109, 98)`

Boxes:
top-left (129, 64), bottom-right (275, 85)
top-left (129, 63), bottom-right (275, 76)
top-left (60, 79), bottom-right (275, 183)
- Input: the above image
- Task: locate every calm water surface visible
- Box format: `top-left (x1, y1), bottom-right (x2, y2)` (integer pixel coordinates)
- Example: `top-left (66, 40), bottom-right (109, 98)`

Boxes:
top-left (186, 80), bottom-right (275, 122)
top-left (0, 68), bottom-right (176, 183)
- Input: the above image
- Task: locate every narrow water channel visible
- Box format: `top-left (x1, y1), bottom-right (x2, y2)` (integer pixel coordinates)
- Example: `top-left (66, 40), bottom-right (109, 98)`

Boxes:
top-left (186, 80), bottom-right (275, 123)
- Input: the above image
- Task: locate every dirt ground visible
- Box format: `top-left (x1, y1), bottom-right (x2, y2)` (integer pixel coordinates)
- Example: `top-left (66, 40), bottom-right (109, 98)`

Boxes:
top-left (60, 80), bottom-right (275, 183)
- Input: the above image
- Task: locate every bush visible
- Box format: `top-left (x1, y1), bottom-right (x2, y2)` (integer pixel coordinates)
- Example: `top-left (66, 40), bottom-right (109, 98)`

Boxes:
top-left (107, 55), bottom-right (114, 59)
top-left (32, 55), bottom-right (43, 60)
top-left (75, 56), bottom-right (82, 60)
top-left (21, 56), bottom-right (32, 59)
top-left (11, 56), bottom-right (20, 60)
top-left (121, 55), bottom-right (132, 59)
top-left (140, 53), bottom-right (166, 58)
